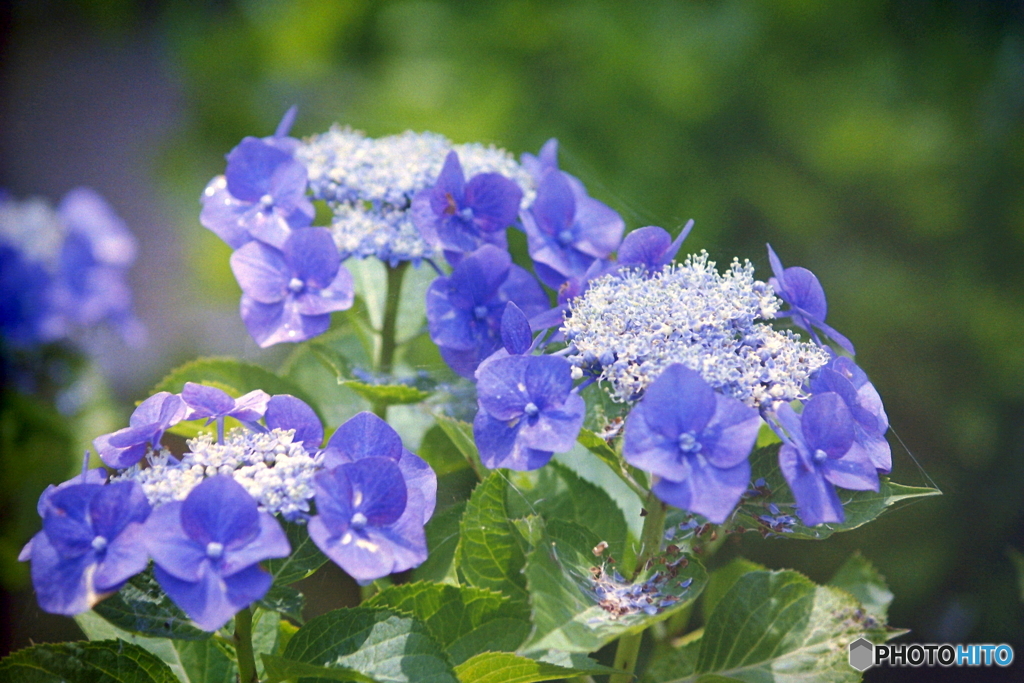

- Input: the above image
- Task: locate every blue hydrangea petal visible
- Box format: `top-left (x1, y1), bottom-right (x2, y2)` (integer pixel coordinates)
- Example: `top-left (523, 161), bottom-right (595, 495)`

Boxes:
top-left (42, 485), bottom-right (99, 558)
top-left (284, 228), bottom-right (340, 290)
top-left (182, 383), bottom-right (236, 419)
top-left (225, 138), bottom-right (293, 202)
top-left (800, 393), bottom-right (855, 459)
top-left (29, 531), bottom-right (96, 615)
top-left (524, 356), bottom-right (575, 411)
top-left (775, 266), bottom-right (827, 321)
top-left (476, 355), bottom-right (531, 420)
top-left (701, 395), bottom-right (761, 470)
top-left (398, 450), bottom-right (437, 523)
top-left (229, 389), bottom-right (272, 422)
top-left (154, 562), bottom-right (271, 632)
top-left (312, 467), bottom-right (354, 531)
top-left (219, 511), bottom-right (290, 577)
top-left (820, 451), bottom-right (880, 492)
top-left (501, 302), bottom-right (533, 355)
top-left (324, 411), bottom-right (404, 462)
top-left (36, 468), bottom-right (108, 518)
top-left (530, 169), bottom-right (576, 237)
top-left (200, 176), bottom-right (252, 249)
top-left (473, 410), bottom-right (552, 471)
top-left (231, 241), bottom-right (290, 304)
top-left (652, 456), bottom-right (750, 524)
top-left (240, 295), bottom-right (330, 347)
top-left (179, 476), bottom-right (261, 548)
top-left (622, 411), bottom-right (693, 482)
top-left (518, 393), bottom-right (585, 453)
top-left (426, 278), bottom-right (478, 350)
top-left (342, 457), bottom-right (408, 526)
top-left (439, 345), bottom-right (492, 379)
top-left (778, 443), bottom-right (845, 526)
top-left (618, 226), bottom-right (672, 270)
top-left (292, 267), bottom-right (354, 316)
top-left (265, 394), bottom-right (323, 450)
top-left (520, 138), bottom-right (559, 181)
top-left (432, 151), bottom-right (467, 210)
top-left (570, 193), bottom-right (624, 259)
top-left (498, 264), bottom-right (549, 318)
top-left (448, 245), bottom-right (512, 310)
top-left (641, 365), bottom-right (717, 440)
top-left (143, 503), bottom-right (204, 582)
top-left (239, 205), bottom-right (293, 250)
top-left (92, 521), bottom-right (149, 592)
top-left (307, 516), bottom-right (392, 582)
top-left (88, 481), bottom-right (151, 542)
top-left (464, 173), bottom-right (523, 234)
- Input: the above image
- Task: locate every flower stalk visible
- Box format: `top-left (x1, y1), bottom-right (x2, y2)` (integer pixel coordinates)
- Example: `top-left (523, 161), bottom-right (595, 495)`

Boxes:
top-left (234, 606), bottom-right (258, 683)
top-left (373, 261), bottom-right (409, 418)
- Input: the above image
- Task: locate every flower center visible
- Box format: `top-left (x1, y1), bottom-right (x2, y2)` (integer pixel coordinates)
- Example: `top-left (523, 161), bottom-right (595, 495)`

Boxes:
top-left (523, 402), bottom-right (539, 417)
top-left (677, 431), bottom-right (702, 453)
top-left (91, 535), bottom-right (108, 552)
top-left (459, 206), bottom-right (474, 222)
top-left (259, 193), bottom-right (275, 209)
top-left (473, 304), bottom-right (489, 320)
top-left (350, 512), bottom-right (368, 530)
top-left (813, 448), bottom-right (829, 463)
top-left (205, 541), bottom-right (224, 559)
top-left (557, 228), bottom-right (574, 246)
top-left (288, 277), bottom-right (305, 293)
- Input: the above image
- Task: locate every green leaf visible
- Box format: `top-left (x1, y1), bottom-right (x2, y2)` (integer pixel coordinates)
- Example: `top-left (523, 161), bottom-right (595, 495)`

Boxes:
top-left (0, 640), bottom-right (181, 683)
top-left (366, 582), bottom-right (530, 664)
top-left (153, 357), bottom-right (325, 438)
top-left (643, 638), bottom-right (701, 683)
top-left (505, 462), bottom-right (632, 567)
top-left (576, 428), bottom-right (621, 474)
top-left (418, 424), bottom-right (472, 477)
top-left (522, 518), bottom-right (707, 654)
top-left (456, 473), bottom-right (528, 605)
top-left (701, 558), bottom-right (766, 619)
top-left (75, 611), bottom-right (236, 683)
top-left (280, 607), bottom-right (458, 683)
top-left (433, 414), bottom-right (484, 475)
top-left (671, 570), bottom-right (893, 683)
top-left (265, 520), bottom-right (329, 585)
top-left (413, 501), bottom-right (466, 584)
top-left (92, 571), bottom-right (210, 641)
top-left (340, 380), bottom-right (432, 406)
top-left (258, 584), bottom-right (306, 624)
top-left (453, 652), bottom-right (619, 683)
top-left (262, 654), bottom-right (379, 683)
top-left (730, 444), bottom-right (941, 540)
top-left (828, 552), bottom-right (894, 621)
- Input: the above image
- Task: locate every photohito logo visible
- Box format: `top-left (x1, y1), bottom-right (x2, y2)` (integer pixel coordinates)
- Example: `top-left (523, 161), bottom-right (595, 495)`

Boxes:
top-left (848, 638), bottom-right (1015, 671)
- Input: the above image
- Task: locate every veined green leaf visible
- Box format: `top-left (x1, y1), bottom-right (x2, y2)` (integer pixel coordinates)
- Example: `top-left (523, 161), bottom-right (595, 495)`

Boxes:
top-left (701, 557), bottom-right (766, 619)
top-left (262, 654), bottom-right (379, 683)
top-left (264, 520), bottom-right (329, 586)
top-left (456, 473), bottom-right (528, 605)
top-left (828, 552), bottom-right (894, 621)
top-left (366, 582), bottom-right (530, 664)
top-left (91, 571), bottom-right (209, 641)
top-left (280, 607), bottom-right (458, 683)
top-left (0, 640), bottom-right (181, 683)
top-left (413, 501), bottom-right (466, 584)
top-left (453, 652), bottom-right (620, 683)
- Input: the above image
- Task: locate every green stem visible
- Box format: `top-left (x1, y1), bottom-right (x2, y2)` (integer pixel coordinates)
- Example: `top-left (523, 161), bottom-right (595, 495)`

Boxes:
top-left (233, 606), bottom-right (258, 683)
top-left (609, 491), bottom-right (668, 683)
top-left (372, 261), bottom-right (409, 418)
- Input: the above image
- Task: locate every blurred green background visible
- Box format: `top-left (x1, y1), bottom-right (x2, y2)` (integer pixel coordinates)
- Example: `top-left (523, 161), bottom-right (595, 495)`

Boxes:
top-left (2, 0), bottom-right (1023, 679)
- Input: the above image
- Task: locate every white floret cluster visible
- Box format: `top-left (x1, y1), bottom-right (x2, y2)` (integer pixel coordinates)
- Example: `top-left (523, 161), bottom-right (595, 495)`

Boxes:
top-left (296, 127), bottom-right (534, 263)
top-left (113, 428), bottom-right (319, 521)
top-left (562, 251), bottom-right (830, 408)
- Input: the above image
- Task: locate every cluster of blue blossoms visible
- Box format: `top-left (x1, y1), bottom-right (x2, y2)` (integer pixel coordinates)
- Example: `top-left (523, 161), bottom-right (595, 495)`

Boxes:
top-left (0, 188), bottom-right (141, 349)
top-left (21, 382), bottom-right (434, 631)
top-left (197, 110), bottom-right (892, 531)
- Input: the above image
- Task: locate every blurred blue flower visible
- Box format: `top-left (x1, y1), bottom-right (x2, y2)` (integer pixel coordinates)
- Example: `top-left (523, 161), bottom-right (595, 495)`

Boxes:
top-left (308, 456), bottom-right (428, 583)
top-left (809, 355), bottom-right (891, 472)
top-left (766, 244), bottom-right (855, 355)
top-left (231, 227), bottom-right (354, 347)
top-left (26, 481), bottom-right (150, 615)
top-left (426, 244), bottom-right (548, 377)
top-left (622, 364), bottom-right (760, 523)
top-left (144, 475), bottom-right (290, 631)
top-left (775, 392), bottom-right (879, 526)
top-left (473, 354), bottom-right (585, 470)
top-left (411, 150), bottom-right (523, 264)
top-left (94, 391), bottom-right (189, 468)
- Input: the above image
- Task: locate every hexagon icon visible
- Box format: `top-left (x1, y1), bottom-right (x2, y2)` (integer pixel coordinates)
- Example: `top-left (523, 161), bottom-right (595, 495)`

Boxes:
top-left (848, 638), bottom-right (875, 671)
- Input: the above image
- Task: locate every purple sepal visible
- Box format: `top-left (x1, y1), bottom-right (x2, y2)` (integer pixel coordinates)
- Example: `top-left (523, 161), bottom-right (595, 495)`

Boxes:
top-left (94, 392), bottom-right (189, 468)
top-left (617, 221), bottom-right (693, 272)
top-left (308, 458), bottom-right (428, 583)
top-left (767, 244), bottom-right (855, 355)
top-left (473, 355), bottom-right (585, 471)
top-left (144, 476), bottom-right (289, 631)
top-left (181, 383), bottom-right (271, 424)
top-left (809, 356), bottom-right (891, 473)
top-left (29, 481), bottom-right (151, 615)
top-left (520, 138), bottom-right (560, 182)
top-left (500, 302), bottom-right (533, 355)
top-left (265, 394), bottom-right (323, 450)
top-left (622, 364), bottom-right (760, 521)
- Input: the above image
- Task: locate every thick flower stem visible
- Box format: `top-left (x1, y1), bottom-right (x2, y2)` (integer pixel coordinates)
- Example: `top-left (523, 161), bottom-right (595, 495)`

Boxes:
top-left (609, 491), bottom-right (668, 683)
top-left (233, 606), bottom-right (258, 683)
top-left (372, 261), bottom-right (409, 419)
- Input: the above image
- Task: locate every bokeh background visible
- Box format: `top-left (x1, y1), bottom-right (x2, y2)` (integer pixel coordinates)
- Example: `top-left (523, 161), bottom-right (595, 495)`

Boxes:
top-left (2, 1), bottom-right (1023, 680)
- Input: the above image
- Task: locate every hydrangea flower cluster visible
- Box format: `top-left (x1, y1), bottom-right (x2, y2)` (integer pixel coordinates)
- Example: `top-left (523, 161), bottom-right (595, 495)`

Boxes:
top-left (24, 380), bottom-right (437, 630)
top-left (0, 188), bottom-right (141, 348)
